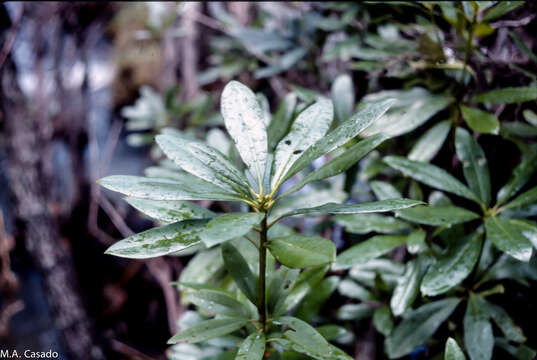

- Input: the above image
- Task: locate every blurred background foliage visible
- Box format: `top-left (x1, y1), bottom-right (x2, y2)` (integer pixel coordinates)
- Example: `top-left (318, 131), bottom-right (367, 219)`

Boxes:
top-left (0, 1), bottom-right (537, 359)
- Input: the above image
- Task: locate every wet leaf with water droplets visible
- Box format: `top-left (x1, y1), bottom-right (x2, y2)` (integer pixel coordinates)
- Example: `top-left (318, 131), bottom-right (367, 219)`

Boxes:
top-left (105, 219), bottom-right (210, 258)
top-left (221, 81), bottom-right (268, 190)
top-left (485, 216), bottom-right (533, 262)
top-left (272, 99), bottom-right (333, 190)
top-left (464, 294), bottom-right (493, 360)
top-left (268, 235), bottom-right (336, 268)
top-left (167, 318), bottom-right (248, 344)
top-left (455, 127), bottom-right (491, 206)
top-left (236, 332), bottom-right (266, 360)
top-left (200, 212), bottom-right (263, 247)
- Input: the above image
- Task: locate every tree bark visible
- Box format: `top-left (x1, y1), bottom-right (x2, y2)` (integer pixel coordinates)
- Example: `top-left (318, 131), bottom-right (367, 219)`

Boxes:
top-left (0, 4), bottom-right (95, 359)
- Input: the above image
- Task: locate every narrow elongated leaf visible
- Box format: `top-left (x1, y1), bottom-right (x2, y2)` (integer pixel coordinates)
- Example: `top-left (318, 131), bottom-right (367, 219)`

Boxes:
top-left (407, 229), bottom-right (427, 254)
top-left (155, 134), bottom-right (250, 195)
top-left (179, 247), bottom-right (223, 285)
top-left (408, 120), bottom-right (451, 162)
top-left (283, 134), bottom-right (386, 195)
top-left (390, 257), bottom-right (429, 316)
top-left (277, 316), bottom-right (332, 358)
top-left (373, 306), bottom-right (394, 336)
top-left (472, 86), bottom-right (537, 104)
top-left (295, 276), bottom-right (340, 322)
top-left (459, 105), bottom-right (500, 135)
top-left (385, 298), bottom-right (461, 359)
top-left (275, 266), bottom-right (328, 316)
top-left (278, 199), bottom-right (423, 220)
top-left (397, 205), bottom-right (480, 226)
top-left (445, 338), bottom-right (466, 360)
top-left (338, 279), bottom-right (377, 301)
top-left (167, 318), bottom-right (248, 344)
top-left (236, 332), bottom-right (265, 360)
top-left (485, 302), bottom-right (526, 343)
top-left (485, 216), bottom-right (533, 262)
top-left (126, 198), bottom-right (214, 223)
top-left (464, 294), bottom-right (494, 360)
top-left (220, 81), bottom-right (268, 189)
top-left (496, 150), bottom-right (537, 205)
top-left (221, 243), bottom-right (258, 305)
top-left (362, 89), bottom-right (453, 138)
top-left (268, 93), bottom-right (297, 151)
top-left (268, 267), bottom-right (300, 314)
top-left (334, 213), bottom-right (411, 234)
top-left (331, 74), bottom-right (355, 123)
top-left (455, 128), bottom-right (491, 206)
top-left (421, 232), bottom-right (482, 296)
top-left (182, 289), bottom-right (250, 318)
top-left (337, 304), bottom-right (375, 321)
top-left (98, 175), bottom-right (242, 201)
top-left (268, 235), bottom-right (335, 269)
top-left (482, 1), bottom-right (524, 22)
top-left (503, 185), bottom-right (537, 211)
top-left (370, 180), bottom-right (402, 200)
top-left (384, 156), bottom-right (480, 203)
top-left (200, 213), bottom-right (263, 247)
top-left (280, 99), bottom-right (395, 184)
top-left (272, 100), bottom-right (333, 189)
top-left (334, 235), bottom-right (407, 270)
top-left (105, 219), bottom-right (209, 258)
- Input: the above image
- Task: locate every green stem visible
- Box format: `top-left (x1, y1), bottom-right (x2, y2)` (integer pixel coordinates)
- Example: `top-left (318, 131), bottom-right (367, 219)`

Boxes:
top-left (258, 215), bottom-right (268, 332)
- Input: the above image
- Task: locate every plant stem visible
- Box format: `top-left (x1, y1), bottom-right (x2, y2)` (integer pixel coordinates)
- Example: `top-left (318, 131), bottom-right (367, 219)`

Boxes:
top-left (258, 214), bottom-right (268, 332)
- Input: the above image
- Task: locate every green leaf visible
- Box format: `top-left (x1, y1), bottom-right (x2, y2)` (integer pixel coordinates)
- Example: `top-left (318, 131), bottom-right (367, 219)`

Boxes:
top-left (407, 229), bottom-right (427, 254)
top-left (334, 235), bottom-right (407, 270)
top-left (485, 302), bottom-right (526, 343)
top-left (370, 180), bottom-right (402, 200)
top-left (445, 338), bottom-right (466, 360)
top-left (336, 304), bottom-right (375, 321)
top-left (155, 134), bottom-right (250, 195)
top-left (98, 175), bottom-right (242, 201)
top-left (105, 219), bottom-right (209, 259)
top-left (384, 156), bottom-right (480, 203)
top-left (280, 99), bottom-right (395, 185)
top-left (421, 232), bottom-right (483, 296)
top-left (278, 199), bottom-right (423, 220)
top-left (220, 81), bottom-right (268, 190)
top-left (277, 316), bottom-right (332, 357)
top-left (295, 276), bottom-right (340, 322)
top-left (482, 1), bottom-right (524, 22)
top-left (268, 93), bottom-right (297, 151)
top-left (126, 198), bottom-right (214, 223)
top-left (284, 134), bottom-right (387, 195)
top-left (464, 294), bottom-right (494, 360)
top-left (200, 213), bottom-right (263, 247)
top-left (268, 235), bottom-right (336, 269)
top-left (455, 127), bottom-right (491, 206)
top-left (510, 32), bottom-right (537, 66)
top-left (472, 86), bottom-right (537, 104)
top-left (331, 74), bottom-right (355, 123)
top-left (385, 298), bottom-right (461, 359)
top-left (373, 306), bottom-right (394, 336)
top-left (397, 205), bottom-right (480, 226)
top-left (459, 105), bottom-right (500, 135)
top-left (182, 289), bottom-right (250, 318)
top-left (221, 243), bottom-right (258, 305)
top-left (496, 150), bottom-right (537, 205)
top-left (390, 257), bottom-right (427, 316)
top-left (272, 100), bottom-right (333, 189)
top-left (334, 213), bottom-right (411, 235)
top-left (268, 267), bottom-right (300, 314)
top-left (362, 89), bottom-right (453, 138)
top-left (338, 279), bottom-right (377, 301)
top-left (179, 247), bottom-right (223, 285)
top-left (236, 332), bottom-right (265, 360)
top-left (167, 318), bottom-right (248, 344)
top-left (485, 216), bottom-right (533, 262)
top-left (503, 185), bottom-right (537, 211)
top-left (408, 120), bottom-right (451, 162)
top-left (274, 266), bottom-right (328, 316)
